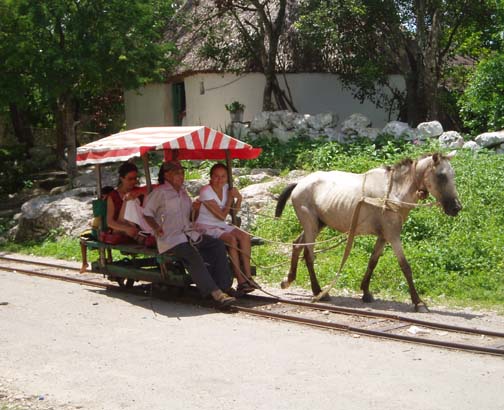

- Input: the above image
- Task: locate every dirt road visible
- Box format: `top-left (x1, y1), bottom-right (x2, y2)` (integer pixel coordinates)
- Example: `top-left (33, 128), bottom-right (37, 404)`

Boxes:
top-left (1, 258), bottom-right (503, 410)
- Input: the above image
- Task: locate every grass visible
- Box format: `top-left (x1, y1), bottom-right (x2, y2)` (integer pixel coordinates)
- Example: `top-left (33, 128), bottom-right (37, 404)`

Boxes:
top-left (1, 137), bottom-right (503, 312)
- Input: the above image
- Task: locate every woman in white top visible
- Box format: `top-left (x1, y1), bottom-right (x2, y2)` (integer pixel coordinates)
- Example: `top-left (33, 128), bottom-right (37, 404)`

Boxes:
top-left (196, 163), bottom-right (254, 294)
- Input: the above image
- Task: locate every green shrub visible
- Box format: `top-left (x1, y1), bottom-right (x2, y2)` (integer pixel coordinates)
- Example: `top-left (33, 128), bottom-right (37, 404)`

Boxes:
top-left (0, 145), bottom-right (30, 196)
top-left (459, 53), bottom-right (504, 134)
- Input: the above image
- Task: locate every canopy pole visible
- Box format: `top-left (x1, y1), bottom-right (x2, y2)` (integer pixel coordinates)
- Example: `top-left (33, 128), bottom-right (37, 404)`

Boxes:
top-left (225, 150), bottom-right (237, 225)
top-left (141, 153), bottom-right (152, 193)
top-left (96, 164), bottom-right (102, 197)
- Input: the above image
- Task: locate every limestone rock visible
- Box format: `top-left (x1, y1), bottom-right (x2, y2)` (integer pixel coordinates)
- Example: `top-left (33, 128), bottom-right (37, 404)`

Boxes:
top-left (417, 121), bottom-right (444, 138)
top-left (439, 131), bottom-right (464, 149)
top-left (475, 131), bottom-right (504, 148)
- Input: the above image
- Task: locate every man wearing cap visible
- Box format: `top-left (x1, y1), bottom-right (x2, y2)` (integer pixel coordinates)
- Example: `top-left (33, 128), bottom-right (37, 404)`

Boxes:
top-left (143, 160), bottom-right (235, 307)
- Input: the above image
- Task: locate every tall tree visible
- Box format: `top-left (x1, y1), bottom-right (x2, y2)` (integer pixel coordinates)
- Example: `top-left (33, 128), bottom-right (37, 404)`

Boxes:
top-left (296, 0), bottom-right (500, 126)
top-left (173, 0), bottom-right (297, 111)
top-left (215, 0), bottom-right (292, 111)
top-left (0, 0), bottom-right (176, 178)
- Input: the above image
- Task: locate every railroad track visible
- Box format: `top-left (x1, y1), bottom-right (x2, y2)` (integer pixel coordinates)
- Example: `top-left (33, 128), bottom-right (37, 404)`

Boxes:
top-left (1, 255), bottom-right (503, 357)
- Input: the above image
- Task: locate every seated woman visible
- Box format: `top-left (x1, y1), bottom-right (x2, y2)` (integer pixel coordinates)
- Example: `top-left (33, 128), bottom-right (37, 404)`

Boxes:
top-left (106, 161), bottom-right (149, 243)
top-left (195, 163), bottom-right (255, 294)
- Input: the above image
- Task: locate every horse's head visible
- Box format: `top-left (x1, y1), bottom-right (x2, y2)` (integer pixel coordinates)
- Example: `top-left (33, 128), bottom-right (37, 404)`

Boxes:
top-left (418, 151), bottom-right (462, 216)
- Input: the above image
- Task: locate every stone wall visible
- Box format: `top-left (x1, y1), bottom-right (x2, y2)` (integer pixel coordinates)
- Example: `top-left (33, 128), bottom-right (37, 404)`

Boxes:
top-left (229, 111), bottom-right (504, 153)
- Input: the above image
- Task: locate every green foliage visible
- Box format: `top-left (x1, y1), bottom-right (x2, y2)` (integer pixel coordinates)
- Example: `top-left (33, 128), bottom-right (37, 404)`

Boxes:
top-left (1, 236), bottom-right (83, 261)
top-left (0, 0), bottom-right (177, 157)
top-left (0, 145), bottom-right (31, 196)
top-left (239, 135), bottom-right (330, 171)
top-left (295, 0), bottom-right (502, 126)
top-left (459, 53), bottom-right (504, 134)
top-left (225, 101), bottom-right (245, 113)
top-left (240, 133), bottom-right (436, 173)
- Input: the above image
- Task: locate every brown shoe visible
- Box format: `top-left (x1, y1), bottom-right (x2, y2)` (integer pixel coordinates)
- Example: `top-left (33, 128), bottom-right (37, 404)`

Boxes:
top-left (212, 291), bottom-right (236, 308)
top-left (237, 282), bottom-right (256, 294)
top-left (225, 288), bottom-right (242, 298)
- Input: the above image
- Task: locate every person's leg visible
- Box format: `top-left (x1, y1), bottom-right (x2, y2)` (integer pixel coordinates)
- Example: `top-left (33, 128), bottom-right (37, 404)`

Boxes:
top-left (227, 230), bottom-right (256, 293)
top-left (170, 242), bottom-right (218, 297)
top-left (79, 239), bottom-right (88, 273)
top-left (218, 232), bottom-right (243, 283)
top-left (196, 235), bottom-right (233, 292)
top-left (235, 229), bottom-right (252, 278)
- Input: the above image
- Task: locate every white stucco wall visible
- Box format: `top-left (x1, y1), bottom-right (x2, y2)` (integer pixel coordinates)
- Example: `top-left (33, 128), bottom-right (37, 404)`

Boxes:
top-left (124, 83), bottom-right (173, 129)
top-left (124, 73), bottom-right (405, 131)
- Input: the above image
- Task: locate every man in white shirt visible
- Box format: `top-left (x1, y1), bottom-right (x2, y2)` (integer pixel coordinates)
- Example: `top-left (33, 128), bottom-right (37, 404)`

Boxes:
top-left (143, 160), bottom-right (235, 307)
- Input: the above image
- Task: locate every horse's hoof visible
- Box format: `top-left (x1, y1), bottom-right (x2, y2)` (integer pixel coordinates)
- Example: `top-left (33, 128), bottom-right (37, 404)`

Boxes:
top-left (311, 292), bottom-right (331, 302)
top-left (362, 293), bottom-right (374, 303)
top-left (280, 279), bottom-right (291, 289)
top-left (414, 303), bottom-right (430, 313)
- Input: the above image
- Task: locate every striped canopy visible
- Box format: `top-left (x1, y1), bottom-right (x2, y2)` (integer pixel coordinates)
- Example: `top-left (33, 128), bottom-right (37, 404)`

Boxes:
top-left (76, 126), bottom-right (262, 166)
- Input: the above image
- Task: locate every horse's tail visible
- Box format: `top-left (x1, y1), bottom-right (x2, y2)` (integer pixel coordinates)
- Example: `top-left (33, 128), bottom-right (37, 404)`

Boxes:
top-left (275, 183), bottom-right (297, 218)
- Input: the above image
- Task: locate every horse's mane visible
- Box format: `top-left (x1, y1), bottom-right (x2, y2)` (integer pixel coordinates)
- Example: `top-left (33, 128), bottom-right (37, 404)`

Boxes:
top-left (380, 152), bottom-right (442, 185)
top-left (383, 157), bottom-right (414, 174)
top-left (384, 152), bottom-right (445, 173)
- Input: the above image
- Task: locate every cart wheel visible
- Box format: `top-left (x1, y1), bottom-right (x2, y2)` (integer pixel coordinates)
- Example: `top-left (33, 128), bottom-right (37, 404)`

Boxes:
top-left (116, 277), bottom-right (135, 288)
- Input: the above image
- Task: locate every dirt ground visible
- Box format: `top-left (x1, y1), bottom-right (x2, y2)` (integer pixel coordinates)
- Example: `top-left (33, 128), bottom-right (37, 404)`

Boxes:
top-left (1, 253), bottom-right (503, 410)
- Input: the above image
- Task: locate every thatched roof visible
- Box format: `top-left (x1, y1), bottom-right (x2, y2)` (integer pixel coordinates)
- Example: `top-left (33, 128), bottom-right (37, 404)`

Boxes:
top-left (164, 0), bottom-right (325, 80)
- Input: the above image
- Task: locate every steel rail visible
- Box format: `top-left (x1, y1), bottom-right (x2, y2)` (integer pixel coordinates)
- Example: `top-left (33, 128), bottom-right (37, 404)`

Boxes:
top-left (2, 259), bottom-right (503, 356)
top-left (245, 294), bottom-right (504, 338)
top-left (235, 306), bottom-right (504, 356)
top-left (0, 255), bottom-right (83, 272)
top-left (0, 265), bottom-right (107, 289)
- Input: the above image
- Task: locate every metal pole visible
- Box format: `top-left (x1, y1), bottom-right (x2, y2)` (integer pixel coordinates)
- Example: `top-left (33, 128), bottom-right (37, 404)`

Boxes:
top-left (96, 164), bottom-right (102, 197)
top-left (225, 150), bottom-right (237, 225)
top-left (141, 153), bottom-right (152, 193)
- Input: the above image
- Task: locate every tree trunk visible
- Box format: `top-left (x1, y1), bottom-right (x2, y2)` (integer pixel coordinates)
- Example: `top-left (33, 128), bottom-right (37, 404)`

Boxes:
top-left (404, 54), bottom-right (440, 127)
top-left (55, 93), bottom-right (78, 180)
top-left (55, 105), bottom-right (66, 163)
top-left (262, 67), bottom-right (276, 111)
top-left (9, 103), bottom-right (34, 149)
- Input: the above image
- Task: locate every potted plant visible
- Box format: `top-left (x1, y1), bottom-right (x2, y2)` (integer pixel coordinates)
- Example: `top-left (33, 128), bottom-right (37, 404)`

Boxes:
top-left (225, 101), bottom-right (245, 122)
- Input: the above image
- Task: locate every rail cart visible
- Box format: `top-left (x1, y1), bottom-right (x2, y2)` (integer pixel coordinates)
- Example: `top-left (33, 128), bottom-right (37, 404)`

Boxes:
top-left (77, 126), bottom-right (261, 288)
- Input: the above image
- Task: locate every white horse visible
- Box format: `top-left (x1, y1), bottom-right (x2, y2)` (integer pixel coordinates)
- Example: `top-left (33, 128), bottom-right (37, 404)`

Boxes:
top-left (275, 152), bottom-right (462, 312)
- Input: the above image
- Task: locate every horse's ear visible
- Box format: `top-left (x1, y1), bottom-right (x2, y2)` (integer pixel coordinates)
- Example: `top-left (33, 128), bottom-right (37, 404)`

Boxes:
top-left (445, 150), bottom-right (457, 160)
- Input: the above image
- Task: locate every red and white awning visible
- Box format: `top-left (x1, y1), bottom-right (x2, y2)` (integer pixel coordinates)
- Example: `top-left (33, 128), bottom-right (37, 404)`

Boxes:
top-left (76, 126), bottom-right (261, 166)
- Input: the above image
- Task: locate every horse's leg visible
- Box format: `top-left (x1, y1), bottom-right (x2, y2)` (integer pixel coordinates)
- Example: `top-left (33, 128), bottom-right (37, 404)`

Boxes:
top-left (280, 232), bottom-right (304, 289)
top-left (283, 232), bottom-right (304, 288)
top-left (360, 236), bottom-right (386, 303)
top-left (388, 237), bottom-right (429, 313)
top-left (304, 244), bottom-right (325, 298)
top-left (301, 219), bottom-right (325, 298)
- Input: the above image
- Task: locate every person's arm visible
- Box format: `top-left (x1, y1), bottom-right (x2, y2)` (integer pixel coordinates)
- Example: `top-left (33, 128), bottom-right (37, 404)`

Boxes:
top-left (106, 195), bottom-right (138, 237)
top-left (191, 199), bottom-right (201, 223)
top-left (202, 196), bottom-right (233, 221)
top-left (144, 215), bottom-right (164, 237)
top-left (229, 187), bottom-right (242, 210)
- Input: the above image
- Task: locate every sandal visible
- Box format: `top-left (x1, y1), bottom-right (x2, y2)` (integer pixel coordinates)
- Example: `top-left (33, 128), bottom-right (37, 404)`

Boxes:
top-left (225, 287), bottom-right (241, 298)
top-left (213, 292), bottom-right (236, 308)
top-left (237, 282), bottom-right (256, 294)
